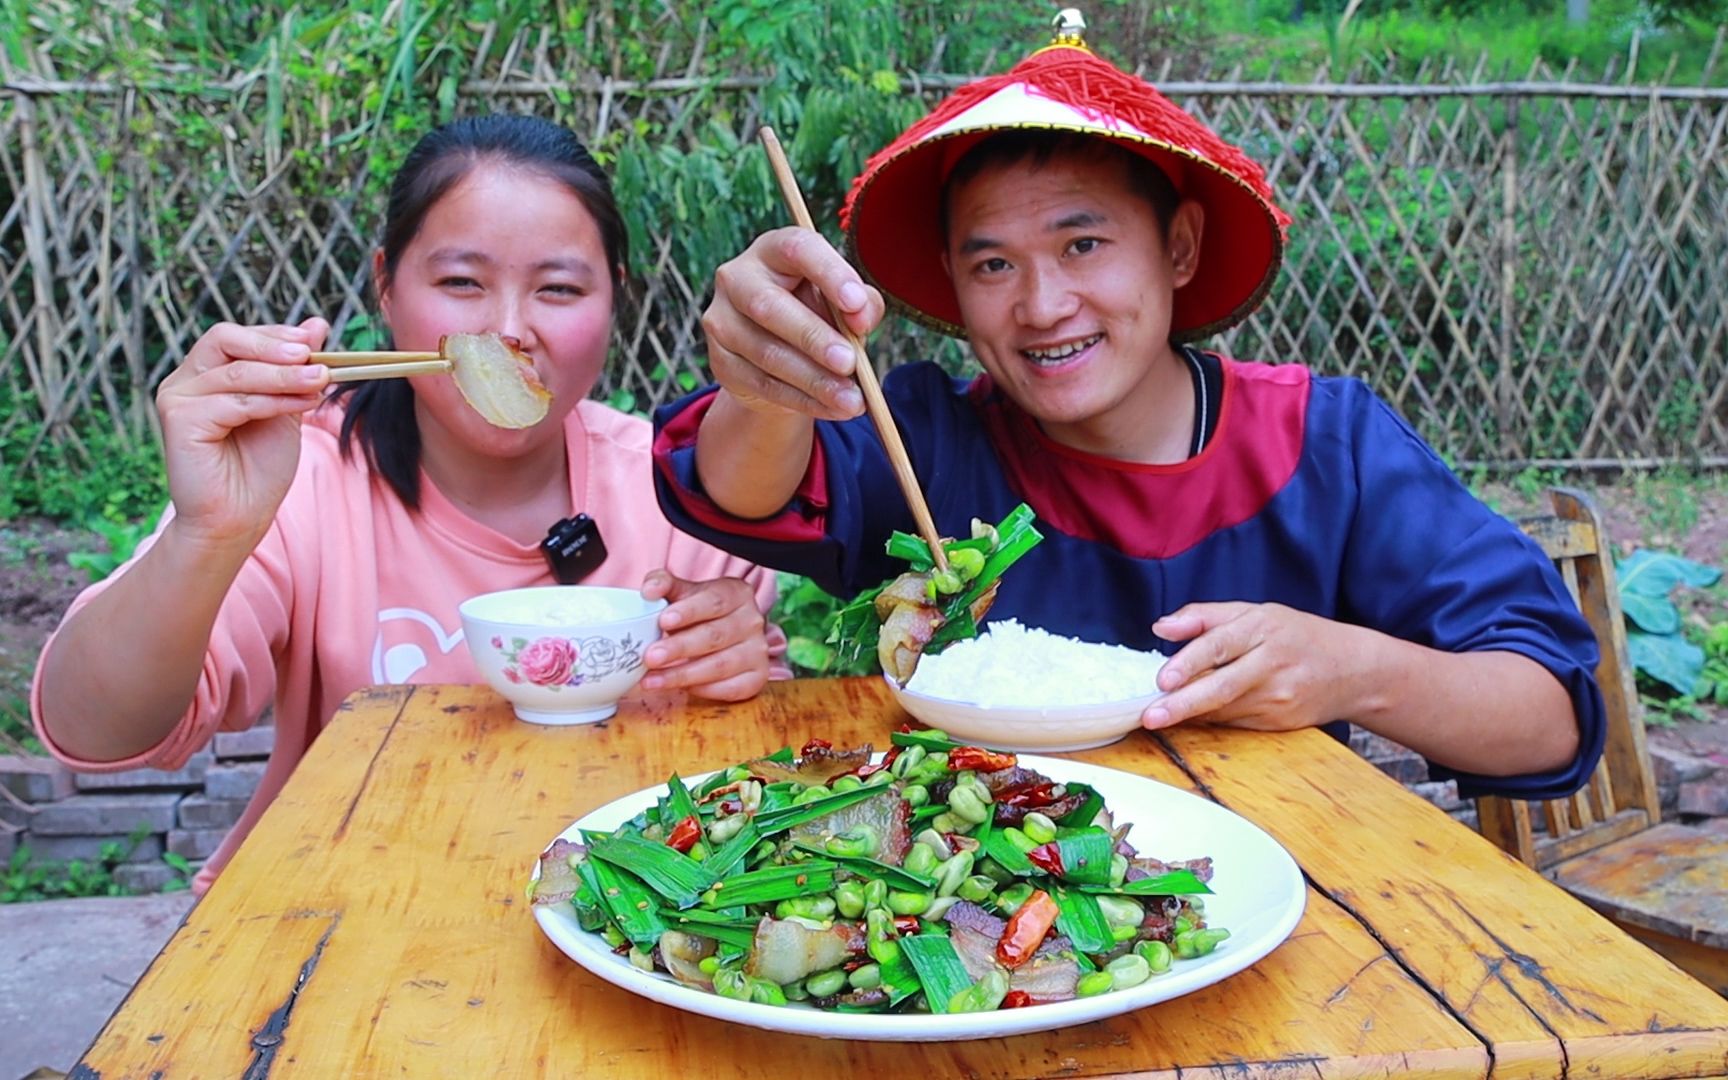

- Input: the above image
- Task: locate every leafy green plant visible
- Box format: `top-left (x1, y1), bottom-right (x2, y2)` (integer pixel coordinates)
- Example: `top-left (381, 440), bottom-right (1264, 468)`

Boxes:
top-left (67, 517), bottom-right (155, 583)
top-left (1617, 549), bottom-right (1721, 696)
top-left (160, 851), bottom-right (196, 893)
top-left (1, 831), bottom-right (144, 903)
top-left (770, 574), bottom-right (872, 677)
top-left (1693, 622), bottom-right (1728, 708)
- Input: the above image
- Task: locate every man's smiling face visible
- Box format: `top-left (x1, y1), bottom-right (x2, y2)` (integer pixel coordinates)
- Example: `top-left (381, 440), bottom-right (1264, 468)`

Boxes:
top-left (943, 146), bottom-right (1202, 456)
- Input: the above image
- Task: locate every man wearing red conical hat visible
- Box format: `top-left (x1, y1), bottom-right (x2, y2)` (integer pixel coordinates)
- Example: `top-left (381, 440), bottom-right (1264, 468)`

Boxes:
top-left (653, 11), bottom-right (1603, 800)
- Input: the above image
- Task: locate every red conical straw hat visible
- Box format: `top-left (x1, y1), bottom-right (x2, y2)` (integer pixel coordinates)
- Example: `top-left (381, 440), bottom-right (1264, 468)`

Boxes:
top-left (841, 21), bottom-right (1290, 342)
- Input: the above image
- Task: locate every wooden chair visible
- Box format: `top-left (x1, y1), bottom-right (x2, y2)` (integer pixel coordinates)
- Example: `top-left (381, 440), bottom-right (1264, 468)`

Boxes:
top-left (1478, 487), bottom-right (1728, 995)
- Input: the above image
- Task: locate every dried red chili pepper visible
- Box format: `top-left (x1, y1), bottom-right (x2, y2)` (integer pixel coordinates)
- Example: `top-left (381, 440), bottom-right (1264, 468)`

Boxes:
top-left (948, 746), bottom-right (1017, 772)
top-left (997, 889), bottom-right (1060, 969)
top-left (665, 814), bottom-right (702, 853)
top-left (799, 737), bottom-right (833, 756)
top-left (1026, 842), bottom-right (1066, 877)
top-left (893, 915), bottom-right (921, 936)
top-left (999, 782), bottom-right (1057, 809)
top-left (1001, 990), bottom-right (1034, 1009)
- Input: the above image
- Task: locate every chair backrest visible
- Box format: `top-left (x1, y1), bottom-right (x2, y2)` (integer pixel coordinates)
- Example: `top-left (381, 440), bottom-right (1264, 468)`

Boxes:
top-left (1476, 487), bottom-right (1662, 871)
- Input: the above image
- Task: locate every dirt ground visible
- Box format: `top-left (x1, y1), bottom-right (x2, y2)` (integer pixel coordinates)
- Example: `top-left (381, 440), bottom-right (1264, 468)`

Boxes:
top-left (2, 474), bottom-right (1725, 751)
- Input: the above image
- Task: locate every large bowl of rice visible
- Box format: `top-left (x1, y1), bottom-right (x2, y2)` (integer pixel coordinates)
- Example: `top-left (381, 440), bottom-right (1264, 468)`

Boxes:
top-left (885, 620), bottom-right (1168, 752)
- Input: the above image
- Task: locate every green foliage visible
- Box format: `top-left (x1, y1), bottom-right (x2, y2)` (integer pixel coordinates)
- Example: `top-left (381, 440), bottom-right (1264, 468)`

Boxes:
top-left (1, 831), bottom-right (144, 903)
top-left (1694, 621), bottom-right (1728, 708)
top-left (0, 385), bottom-right (166, 526)
top-left (67, 517), bottom-right (155, 582)
top-left (1617, 548), bottom-right (1721, 697)
top-left (770, 574), bottom-right (875, 678)
top-left (160, 851), bottom-right (196, 893)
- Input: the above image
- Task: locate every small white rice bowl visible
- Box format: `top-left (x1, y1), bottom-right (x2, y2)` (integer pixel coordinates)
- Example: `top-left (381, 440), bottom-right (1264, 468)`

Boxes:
top-left (887, 620), bottom-right (1167, 753)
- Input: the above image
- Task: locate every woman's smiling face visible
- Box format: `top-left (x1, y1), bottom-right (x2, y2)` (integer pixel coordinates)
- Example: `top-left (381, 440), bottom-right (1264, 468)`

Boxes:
top-left (377, 160), bottom-right (615, 456)
top-left (943, 148), bottom-right (1201, 455)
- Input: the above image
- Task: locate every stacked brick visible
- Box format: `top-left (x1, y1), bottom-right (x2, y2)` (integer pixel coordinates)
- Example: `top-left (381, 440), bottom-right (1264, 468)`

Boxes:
top-left (0, 726), bottom-right (274, 892)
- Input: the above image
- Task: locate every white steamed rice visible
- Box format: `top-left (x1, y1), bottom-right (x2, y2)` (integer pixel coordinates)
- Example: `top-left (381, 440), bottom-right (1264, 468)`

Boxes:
top-left (905, 619), bottom-right (1167, 708)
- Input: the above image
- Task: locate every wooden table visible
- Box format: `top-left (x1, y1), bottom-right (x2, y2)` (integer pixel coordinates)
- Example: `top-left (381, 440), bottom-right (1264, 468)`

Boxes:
top-left (77, 681), bottom-right (1728, 1078)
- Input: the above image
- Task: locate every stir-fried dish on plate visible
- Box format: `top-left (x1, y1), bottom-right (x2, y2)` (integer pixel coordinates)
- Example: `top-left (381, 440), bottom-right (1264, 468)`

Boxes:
top-left (529, 730), bottom-right (1228, 1014)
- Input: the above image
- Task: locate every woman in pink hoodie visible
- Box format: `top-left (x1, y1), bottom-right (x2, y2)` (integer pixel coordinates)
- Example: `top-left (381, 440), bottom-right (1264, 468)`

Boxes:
top-left (33, 115), bottom-right (782, 893)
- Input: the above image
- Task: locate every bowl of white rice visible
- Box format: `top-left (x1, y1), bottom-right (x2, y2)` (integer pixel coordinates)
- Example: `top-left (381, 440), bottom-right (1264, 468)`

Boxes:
top-left (459, 585), bottom-right (666, 725)
top-left (886, 620), bottom-right (1168, 752)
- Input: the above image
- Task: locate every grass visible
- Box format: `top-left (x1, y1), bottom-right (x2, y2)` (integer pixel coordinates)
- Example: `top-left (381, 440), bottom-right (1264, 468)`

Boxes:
top-left (1192, 0), bottom-right (1728, 83)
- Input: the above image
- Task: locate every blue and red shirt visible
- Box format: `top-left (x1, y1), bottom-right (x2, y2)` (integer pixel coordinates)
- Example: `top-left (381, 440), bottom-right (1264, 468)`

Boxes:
top-left (653, 357), bottom-right (1605, 801)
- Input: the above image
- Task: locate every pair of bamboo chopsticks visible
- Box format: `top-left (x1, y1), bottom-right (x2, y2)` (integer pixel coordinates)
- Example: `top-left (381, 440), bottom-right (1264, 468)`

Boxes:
top-left (758, 128), bottom-right (949, 574)
top-left (311, 351), bottom-right (452, 383)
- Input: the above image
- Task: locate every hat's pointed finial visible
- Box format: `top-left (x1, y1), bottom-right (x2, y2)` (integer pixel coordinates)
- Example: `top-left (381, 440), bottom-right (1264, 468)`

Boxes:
top-left (1052, 8), bottom-right (1088, 48)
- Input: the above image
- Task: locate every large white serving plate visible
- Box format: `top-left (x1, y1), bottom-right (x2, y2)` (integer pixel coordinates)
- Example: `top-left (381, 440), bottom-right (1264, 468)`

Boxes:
top-left (531, 753), bottom-right (1306, 1042)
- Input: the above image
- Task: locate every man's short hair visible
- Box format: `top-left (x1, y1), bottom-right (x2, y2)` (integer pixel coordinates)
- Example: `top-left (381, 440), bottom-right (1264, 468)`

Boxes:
top-left (941, 131), bottom-right (1182, 238)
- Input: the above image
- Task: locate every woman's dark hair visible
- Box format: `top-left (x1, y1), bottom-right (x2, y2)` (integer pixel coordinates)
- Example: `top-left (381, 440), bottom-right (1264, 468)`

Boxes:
top-left (941, 130), bottom-right (1180, 238)
top-left (332, 114), bottom-right (629, 508)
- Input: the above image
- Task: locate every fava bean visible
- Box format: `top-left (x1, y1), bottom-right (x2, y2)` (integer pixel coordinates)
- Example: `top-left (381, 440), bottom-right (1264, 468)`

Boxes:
top-left (708, 814), bottom-right (748, 844)
top-left (1075, 971), bottom-right (1115, 997)
top-left (866, 768), bottom-right (895, 787)
top-left (713, 968), bottom-right (751, 1001)
top-left (793, 784), bottom-right (832, 806)
top-left (1105, 953), bottom-right (1152, 989)
top-left (782, 979), bottom-right (809, 1002)
top-left (774, 895), bottom-right (836, 920)
top-left (913, 829), bottom-right (953, 861)
top-left (946, 969), bottom-right (1009, 1013)
top-left (834, 881), bottom-right (866, 919)
top-left (903, 784), bottom-right (930, 807)
top-left (1110, 924), bottom-right (1139, 943)
top-left (888, 890), bottom-right (932, 916)
top-left (832, 775), bottom-right (864, 793)
top-left (936, 850), bottom-right (976, 897)
top-left (997, 881), bottom-right (1035, 916)
top-left (1135, 939), bottom-right (1173, 973)
top-left (863, 879), bottom-right (888, 910)
top-left (825, 826), bottom-right (879, 858)
top-left (1174, 927), bottom-right (1231, 959)
top-left (957, 875), bottom-right (997, 902)
top-left (749, 977), bottom-right (787, 1006)
top-left (628, 946), bottom-right (655, 973)
top-left (1096, 895), bottom-right (1146, 929)
top-left (848, 963), bottom-right (882, 990)
top-left (891, 746), bottom-right (927, 778)
top-left (738, 780), bottom-right (763, 813)
top-left (1003, 826), bottom-right (1038, 854)
top-left (948, 546), bottom-right (986, 582)
top-left (1109, 853), bottom-right (1129, 887)
top-left (924, 895), bottom-right (960, 921)
top-left (948, 786), bottom-right (991, 826)
top-left (698, 955), bottom-right (721, 976)
top-left (1021, 812), bottom-right (1058, 845)
top-left (904, 843), bottom-right (940, 878)
top-left (929, 811), bottom-right (964, 834)
top-left (806, 969), bottom-right (847, 998)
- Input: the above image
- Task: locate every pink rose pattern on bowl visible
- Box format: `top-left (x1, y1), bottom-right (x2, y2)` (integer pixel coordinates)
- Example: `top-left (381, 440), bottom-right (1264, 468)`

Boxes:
top-left (497, 633), bottom-right (646, 689)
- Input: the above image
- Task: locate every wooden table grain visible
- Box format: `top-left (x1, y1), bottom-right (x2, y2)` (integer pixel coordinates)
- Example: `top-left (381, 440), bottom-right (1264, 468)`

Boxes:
top-left (76, 680), bottom-right (1728, 1079)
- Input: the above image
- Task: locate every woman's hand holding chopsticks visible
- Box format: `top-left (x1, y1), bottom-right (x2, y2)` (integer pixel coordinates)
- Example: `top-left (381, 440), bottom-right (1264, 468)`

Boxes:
top-left (155, 317), bottom-right (332, 550)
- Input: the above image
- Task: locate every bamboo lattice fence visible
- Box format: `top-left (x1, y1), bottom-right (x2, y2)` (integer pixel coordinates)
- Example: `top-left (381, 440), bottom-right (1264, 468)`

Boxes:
top-left (2, 45), bottom-right (1725, 472)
